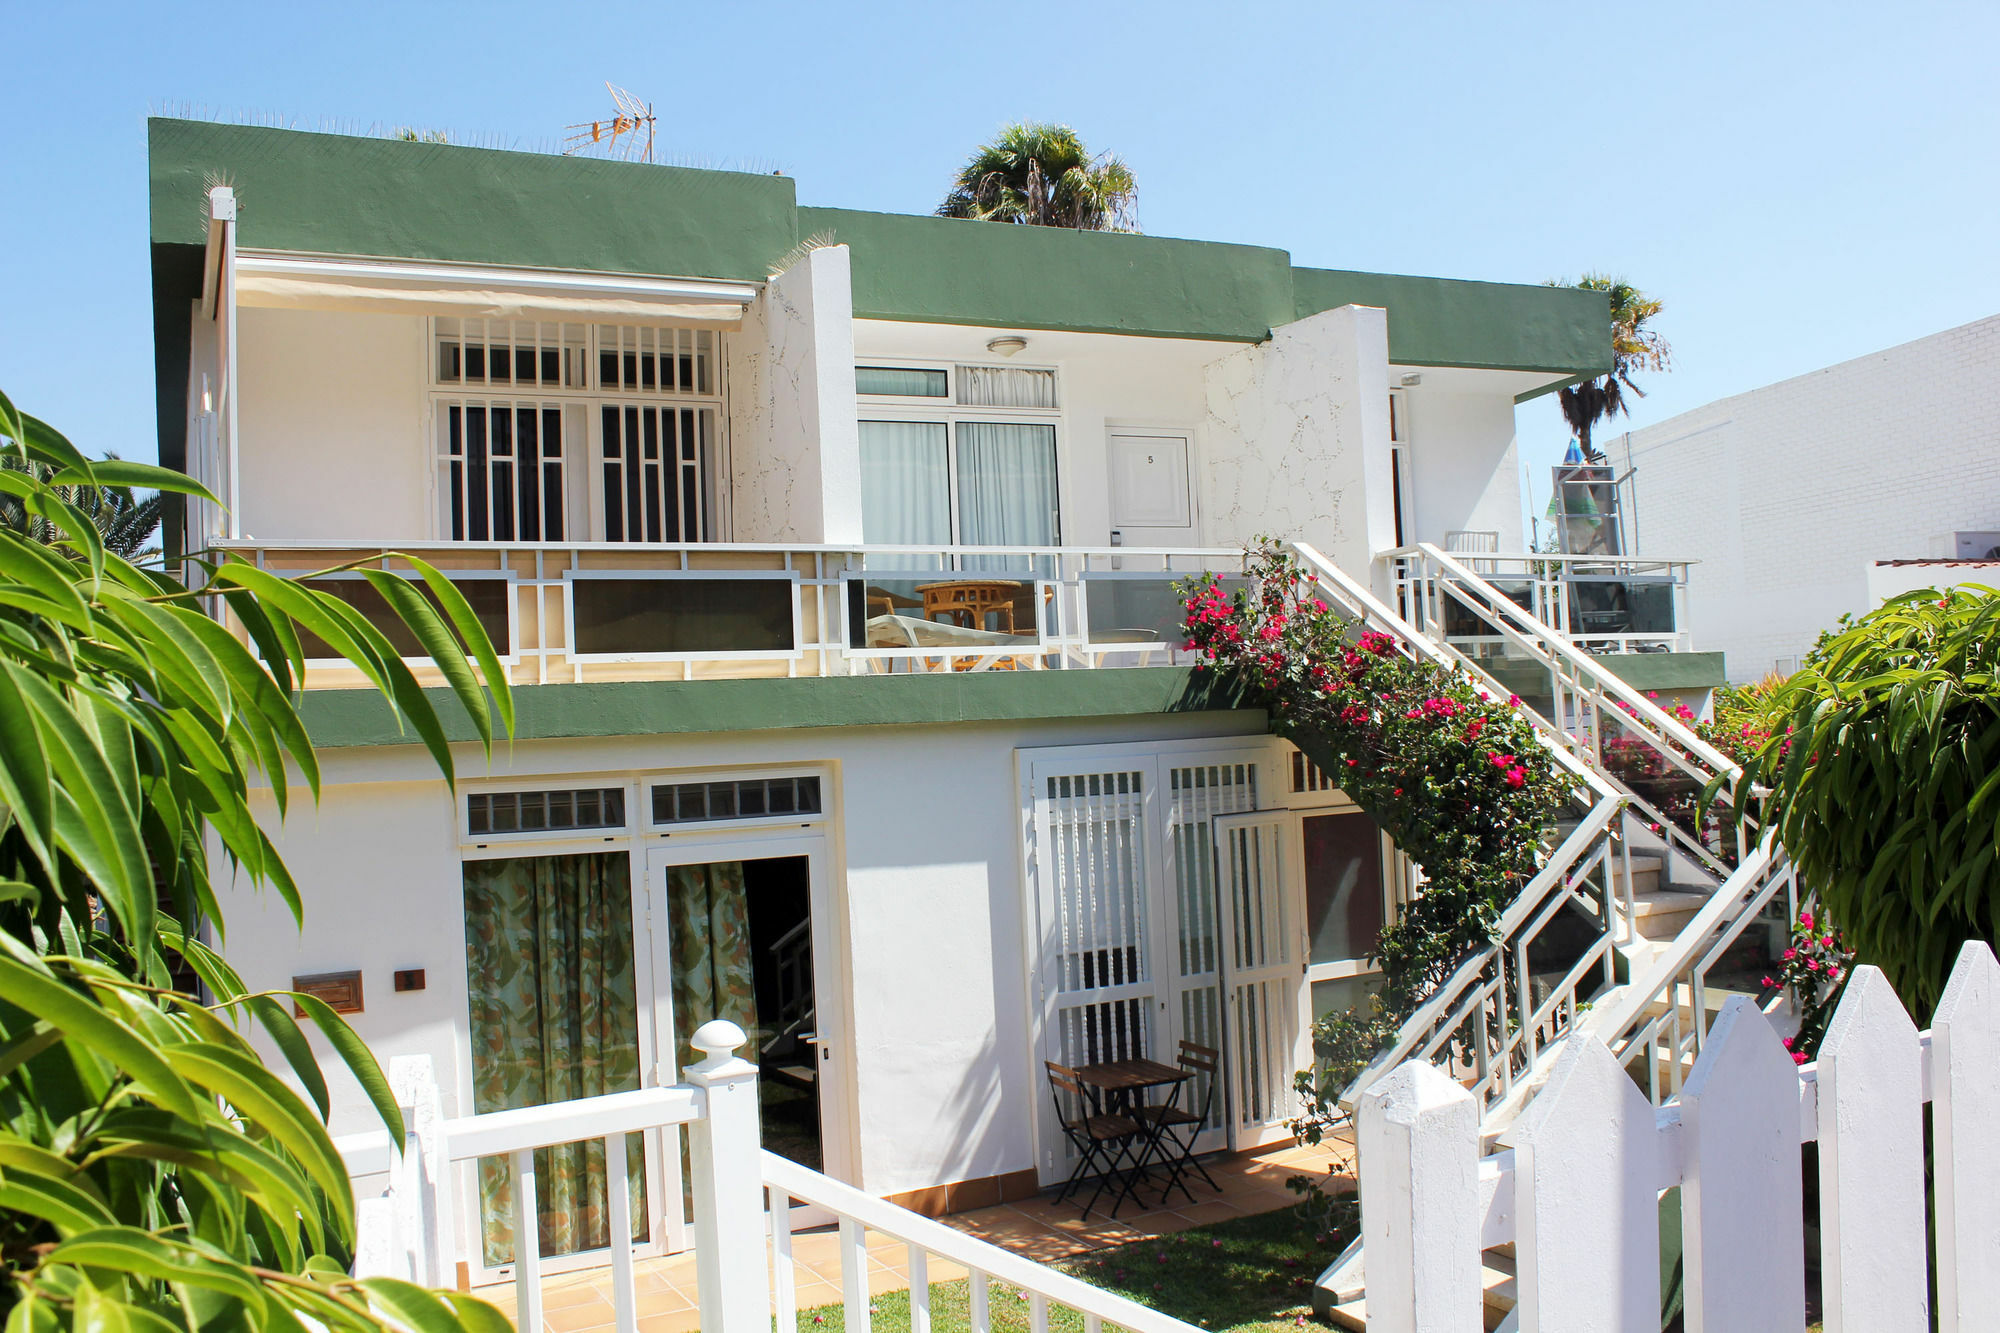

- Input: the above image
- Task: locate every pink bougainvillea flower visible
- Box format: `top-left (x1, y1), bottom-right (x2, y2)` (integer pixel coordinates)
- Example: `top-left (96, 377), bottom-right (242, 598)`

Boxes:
top-left (1827, 966), bottom-right (1843, 981)
top-left (1508, 693), bottom-right (1521, 706)
top-left (1793, 1052), bottom-right (1809, 1065)
top-left (1762, 976), bottom-right (1776, 989)
top-left (1782, 948), bottom-right (1796, 961)
top-left (1505, 768), bottom-right (1526, 789)
top-left (1805, 959), bottom-right (1820, 972)
top-left (1799, 911), bottom-right (1815, 930)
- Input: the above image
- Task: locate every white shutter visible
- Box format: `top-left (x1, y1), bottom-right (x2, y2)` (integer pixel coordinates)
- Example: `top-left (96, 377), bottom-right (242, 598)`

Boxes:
top-left (1216, 809), bottom-right (1311, 1147)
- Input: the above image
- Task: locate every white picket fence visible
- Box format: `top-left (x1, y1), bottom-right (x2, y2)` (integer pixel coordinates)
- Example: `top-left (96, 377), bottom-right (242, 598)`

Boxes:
top-left (1357, 940), bottom-right (2000, 1332)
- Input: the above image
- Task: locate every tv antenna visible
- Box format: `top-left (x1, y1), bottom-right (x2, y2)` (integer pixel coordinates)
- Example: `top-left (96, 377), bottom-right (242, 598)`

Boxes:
top-left (564, 83), bottom-right (656, 162)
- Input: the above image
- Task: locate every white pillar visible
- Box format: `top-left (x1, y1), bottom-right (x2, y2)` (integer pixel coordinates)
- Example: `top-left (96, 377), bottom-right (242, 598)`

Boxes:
top-left (1358, 1059), bottom-right (1483, 1333)
top-left (684, 1019), bottom-right (769, 1333)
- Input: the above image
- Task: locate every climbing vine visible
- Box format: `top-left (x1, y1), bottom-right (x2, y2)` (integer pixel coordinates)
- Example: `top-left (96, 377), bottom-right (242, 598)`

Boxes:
top-left (1181, 542), bottom-right (1576, 1149)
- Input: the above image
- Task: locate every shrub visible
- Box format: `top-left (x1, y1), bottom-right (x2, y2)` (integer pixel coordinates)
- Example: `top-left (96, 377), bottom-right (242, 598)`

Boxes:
top-left (1730, 585), bottom-right (2000, 1018)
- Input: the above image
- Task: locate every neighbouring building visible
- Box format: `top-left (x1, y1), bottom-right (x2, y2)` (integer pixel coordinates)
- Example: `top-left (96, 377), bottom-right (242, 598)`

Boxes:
top-left (1617, 313), bottom-right (2000, 682)
top-left (148, 117), bottom-right (1724, 1284)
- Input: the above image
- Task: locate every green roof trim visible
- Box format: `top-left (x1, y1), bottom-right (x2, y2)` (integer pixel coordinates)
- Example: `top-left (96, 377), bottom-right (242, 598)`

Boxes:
top-left (1483, 651), bottom-right (1728, 698)
top-left (298, 667), bottom-right (1260, 748)
top-left (1292, 268), bottom-right (1614, 381)
top-left (148, 119), bottom-right (797, 281)
top-left (799, 206), bottom-right (1293, 343)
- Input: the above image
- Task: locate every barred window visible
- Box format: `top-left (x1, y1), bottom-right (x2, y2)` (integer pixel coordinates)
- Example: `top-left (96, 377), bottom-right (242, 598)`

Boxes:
top-left (651, 776), bottom-right (822, 825)
top-left (467, 787), bottom-right (626, 837)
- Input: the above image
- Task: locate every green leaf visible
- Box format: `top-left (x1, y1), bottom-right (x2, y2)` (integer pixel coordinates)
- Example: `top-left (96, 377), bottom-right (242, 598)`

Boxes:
top-left (246, 995), bottom-right (330, 1123)
top-left (407, 558), bottom-right (514, 740)
top-left (45, 1228), bottom-right (267, 1307)
top-left (292, 991), bottom-right (403, 1144)
top-left (157, 1044), bottom-right (353, 1230)
top-left (0, 947), bottom-right (202, 1121)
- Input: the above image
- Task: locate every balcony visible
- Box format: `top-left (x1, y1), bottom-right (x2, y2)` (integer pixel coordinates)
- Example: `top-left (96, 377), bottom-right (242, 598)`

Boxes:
top-left (211, 541), bottom-right (1244, 689)
top-left (1383, 547), bottom-right (1694, 656)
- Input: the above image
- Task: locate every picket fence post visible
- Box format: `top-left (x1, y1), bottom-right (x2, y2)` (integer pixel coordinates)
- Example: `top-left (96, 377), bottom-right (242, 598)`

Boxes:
top-left (1357, 1060), bottom-right (1481, 1333)
top-left (684, 1019), bottom-right (769, 1333)
top-left (1931, 940), bottom-right (2000, 1332)
top-left (1818, 965), bottom-right (1928, 1333)
top-left (1678, 996), bottom-right (1803, 1332)
top-left (1504, 1035), bottom-right (1659, 1332)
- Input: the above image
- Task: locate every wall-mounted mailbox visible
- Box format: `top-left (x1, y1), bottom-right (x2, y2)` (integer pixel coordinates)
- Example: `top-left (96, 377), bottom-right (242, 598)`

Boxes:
top-left (293, 970), bottom-right (363, 1017)
top-left (394, 969), bottom-right (426, 993)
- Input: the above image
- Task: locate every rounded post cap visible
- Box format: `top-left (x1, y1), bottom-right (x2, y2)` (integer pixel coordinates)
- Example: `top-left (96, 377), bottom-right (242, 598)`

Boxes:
top-left (690, 1019), bottom-right (747, 1061)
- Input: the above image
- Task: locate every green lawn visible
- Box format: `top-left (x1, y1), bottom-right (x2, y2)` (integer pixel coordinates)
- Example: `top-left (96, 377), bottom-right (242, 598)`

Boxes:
top-left (793, 1208), bottom-right (1353, 1333)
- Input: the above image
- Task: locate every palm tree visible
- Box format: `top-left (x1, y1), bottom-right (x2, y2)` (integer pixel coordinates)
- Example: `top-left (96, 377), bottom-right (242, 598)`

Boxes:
top-left (937, 122), bottom-right (1138, 232)
top-left (0, 452), bottom-right (163, 559)
top-left (1548, 275), bottom-right (1671, 460)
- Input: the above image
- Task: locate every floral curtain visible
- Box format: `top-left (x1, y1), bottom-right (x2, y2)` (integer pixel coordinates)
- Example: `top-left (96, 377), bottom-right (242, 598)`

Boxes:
top-left (665, 862), bottom-right (760, 1065)
top-left (463, 852), bottom-right (645, 1266)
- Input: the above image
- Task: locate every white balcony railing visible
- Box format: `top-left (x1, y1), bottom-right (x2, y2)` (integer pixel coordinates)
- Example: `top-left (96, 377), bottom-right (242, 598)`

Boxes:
top-left (209, 540), bottom-right (1244, 688)
top-left (1383, 546), bottom-right (1695, 655)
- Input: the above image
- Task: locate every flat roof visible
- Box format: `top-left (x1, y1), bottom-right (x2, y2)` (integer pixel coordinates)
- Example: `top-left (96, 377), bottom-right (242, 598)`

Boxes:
top-left (149, 118), bottom-right (1613, 469)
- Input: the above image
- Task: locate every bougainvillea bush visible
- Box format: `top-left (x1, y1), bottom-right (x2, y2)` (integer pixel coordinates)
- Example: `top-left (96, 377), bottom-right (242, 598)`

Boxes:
top-left (1181, 542), bottom-right (1580, 1151)
top-left (1758, 908), bottom-right (1854, 1063)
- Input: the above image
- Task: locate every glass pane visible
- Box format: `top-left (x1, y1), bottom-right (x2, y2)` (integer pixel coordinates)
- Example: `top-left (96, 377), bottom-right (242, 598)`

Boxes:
top-left (849, 575), bottom-right (1040, 648)
top-left (296, 578), bottom-right (511, 659)
top-left (462, 852), bottom-right (645, 1264)
top-left (955, 422), bottom-right (1059, 549)
top-left (1082, 574), bottom-right (1250, 645)
top-left (570, 578), bottom-right (794, 656)
top-left (955, 365), bottom-right (1057, 408)
top-left (859, 421), bottom-right (951, 547)
top-left (1302, 812), bottom-right (1386, 965)
top-left (1312, 972), bottom-right (1383, 1021)
top-left (855, 366), bottom-right (948, 397)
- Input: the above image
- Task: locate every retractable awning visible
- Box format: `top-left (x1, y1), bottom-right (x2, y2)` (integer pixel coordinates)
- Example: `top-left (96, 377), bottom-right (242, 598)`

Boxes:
top-left (233, 254), bottom-right (759, 329)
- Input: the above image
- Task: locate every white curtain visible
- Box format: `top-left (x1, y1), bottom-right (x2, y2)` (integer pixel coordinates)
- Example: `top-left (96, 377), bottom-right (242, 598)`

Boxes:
top-left (858, 421), bottom-right (951, 547)
top-left (955, 365), bottom-right (1057, 409)
top-left (957, 423), bottom-right (1059, 572)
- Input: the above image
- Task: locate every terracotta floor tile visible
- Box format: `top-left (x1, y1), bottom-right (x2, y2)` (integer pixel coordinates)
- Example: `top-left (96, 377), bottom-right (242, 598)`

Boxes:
top-left (542, 1299), bottom-right (616, 1333)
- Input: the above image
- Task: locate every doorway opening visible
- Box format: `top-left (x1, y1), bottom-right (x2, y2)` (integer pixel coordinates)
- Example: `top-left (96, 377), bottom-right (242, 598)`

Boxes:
top-left (740, 856), bottom-right (821, 1171)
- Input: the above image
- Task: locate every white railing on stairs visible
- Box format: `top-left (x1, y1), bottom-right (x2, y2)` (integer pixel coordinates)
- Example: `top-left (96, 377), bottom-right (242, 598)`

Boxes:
top-left (1357, 942), bottom-right (2000, 1333)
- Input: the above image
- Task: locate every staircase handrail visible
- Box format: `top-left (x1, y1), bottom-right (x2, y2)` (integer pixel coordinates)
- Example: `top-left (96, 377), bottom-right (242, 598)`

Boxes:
top-left (1409, 543), bottom-right (1741, 782)
top-left (1335, 788), bottom-right (1626, 1114)
top-left (1289, 543), bottom-right (1620, 803)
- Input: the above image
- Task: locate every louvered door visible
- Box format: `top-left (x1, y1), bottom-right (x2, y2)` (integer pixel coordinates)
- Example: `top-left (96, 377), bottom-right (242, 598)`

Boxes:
top-left (1215, 810), bottom-right (1312, 1147)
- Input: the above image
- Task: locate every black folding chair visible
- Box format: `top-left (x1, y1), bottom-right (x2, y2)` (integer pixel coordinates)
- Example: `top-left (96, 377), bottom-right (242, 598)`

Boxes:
top-left (1045, 1061), bottom-right (1144, 1219)
top-left (1131, 1040), bottom-right (1221, 1204)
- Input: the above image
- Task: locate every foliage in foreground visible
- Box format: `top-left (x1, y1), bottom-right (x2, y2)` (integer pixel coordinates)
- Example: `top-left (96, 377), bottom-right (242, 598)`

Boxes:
top-left (936, 122), bottom-right (1138, 232)
top-left (1181, 544), bottom-right (1576, 1150)
top-left (1728, 584), bottom-right (2000, 1017)
top-left (0, 387), bottom-right (514, 1330)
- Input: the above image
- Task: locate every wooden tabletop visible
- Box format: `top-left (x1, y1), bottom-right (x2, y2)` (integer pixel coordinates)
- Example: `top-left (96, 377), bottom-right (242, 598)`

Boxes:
top-left (1073, 1058), bottom-right (1192, 1092)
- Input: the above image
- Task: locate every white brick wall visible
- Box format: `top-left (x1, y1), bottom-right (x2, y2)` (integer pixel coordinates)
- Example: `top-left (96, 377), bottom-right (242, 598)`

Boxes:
top-left (1619, 314), bottom-right (2000, 682)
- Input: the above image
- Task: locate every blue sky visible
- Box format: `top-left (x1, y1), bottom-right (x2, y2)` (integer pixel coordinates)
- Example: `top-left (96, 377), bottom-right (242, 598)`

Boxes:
top-left (6, 1), bottom-right (1998, 511)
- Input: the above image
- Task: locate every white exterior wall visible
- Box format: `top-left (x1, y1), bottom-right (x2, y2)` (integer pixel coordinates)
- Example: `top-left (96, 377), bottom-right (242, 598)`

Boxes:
top-left (729, 246), bottom-right (862, 543)
top-left (235, 307), bottom-right (431, 541)
top-left (1400, 382), bottom-right (1525, 548)
top-left (1199, 304), bottom-right (1397, 579)
top-left (1623, 314), bottom-right (2000, 681)
top-left (223, 711), bottom-right (1266, 1197)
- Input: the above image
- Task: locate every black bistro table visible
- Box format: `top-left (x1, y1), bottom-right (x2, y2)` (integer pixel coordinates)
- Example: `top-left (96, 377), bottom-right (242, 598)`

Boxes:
top-left (1074, 1057), bottom-right (1193, 1205)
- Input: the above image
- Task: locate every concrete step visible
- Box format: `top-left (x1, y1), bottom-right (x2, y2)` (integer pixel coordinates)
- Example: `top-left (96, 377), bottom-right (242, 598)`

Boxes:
top-left (1326, 1255), bottom-right (1516, 1331)
top-left (1623, 886), bottom-right (1707, 942)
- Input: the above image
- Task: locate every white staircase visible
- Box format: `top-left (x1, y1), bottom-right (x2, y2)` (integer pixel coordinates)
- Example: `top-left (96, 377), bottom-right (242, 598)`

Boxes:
top-left (1292, 542), bottom-right (1795, 1325)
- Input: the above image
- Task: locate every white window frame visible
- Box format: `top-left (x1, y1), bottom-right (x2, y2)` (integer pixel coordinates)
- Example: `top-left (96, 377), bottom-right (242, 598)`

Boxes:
top-left (281, 568), bottom-right (523, 670)
top-left (426, 320), bottom-right (730, 545)
top-left (561, 568), bottom-right (803, 665)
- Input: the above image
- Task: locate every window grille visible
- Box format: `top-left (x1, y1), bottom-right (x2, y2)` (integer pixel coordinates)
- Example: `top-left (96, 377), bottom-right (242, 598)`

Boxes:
top-left (1291, 751), bottom-right (1340, 793)
top-left (436, 319), bottom-right (587, 389)
top-left (956, 364), bottom-right (1057, 409)
top-left (467, 787), bottom-right (626, 836)
top-left (651, 775), bottom-right (822, 825)
top-left (596, 326), bottom-right (713, 395)
top-left (600, 404), bottom-right (714, 542)
top-left (436, 401), bottom-right (568, 541)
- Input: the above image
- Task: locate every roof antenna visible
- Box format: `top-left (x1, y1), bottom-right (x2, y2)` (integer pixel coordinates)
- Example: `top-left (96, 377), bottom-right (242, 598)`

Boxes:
top-left (563, 82), bottom-right (656, 163)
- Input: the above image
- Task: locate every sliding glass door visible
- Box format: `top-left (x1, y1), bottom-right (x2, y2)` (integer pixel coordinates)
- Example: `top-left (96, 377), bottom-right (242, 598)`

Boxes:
top-left (858, 420), bottom-right (1059, 551)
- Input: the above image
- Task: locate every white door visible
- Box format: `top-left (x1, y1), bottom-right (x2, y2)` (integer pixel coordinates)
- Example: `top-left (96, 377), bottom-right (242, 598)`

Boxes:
top-left (1106, 430), bottom-right (1197, 546)
top-left (1215, 810), bottom-right (1312, 1148)
top-left (1023, 743), bottom-right (1286, 1180)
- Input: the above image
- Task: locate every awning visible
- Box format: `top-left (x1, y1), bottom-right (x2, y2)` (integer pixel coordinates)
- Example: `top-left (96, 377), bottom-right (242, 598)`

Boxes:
top-left (233, 254), bottom-right (759, 329)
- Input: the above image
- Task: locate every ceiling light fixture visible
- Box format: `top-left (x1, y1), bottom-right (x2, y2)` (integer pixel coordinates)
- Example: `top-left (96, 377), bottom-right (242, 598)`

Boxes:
top-left (986, 336), bottom-right (1028, 358)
